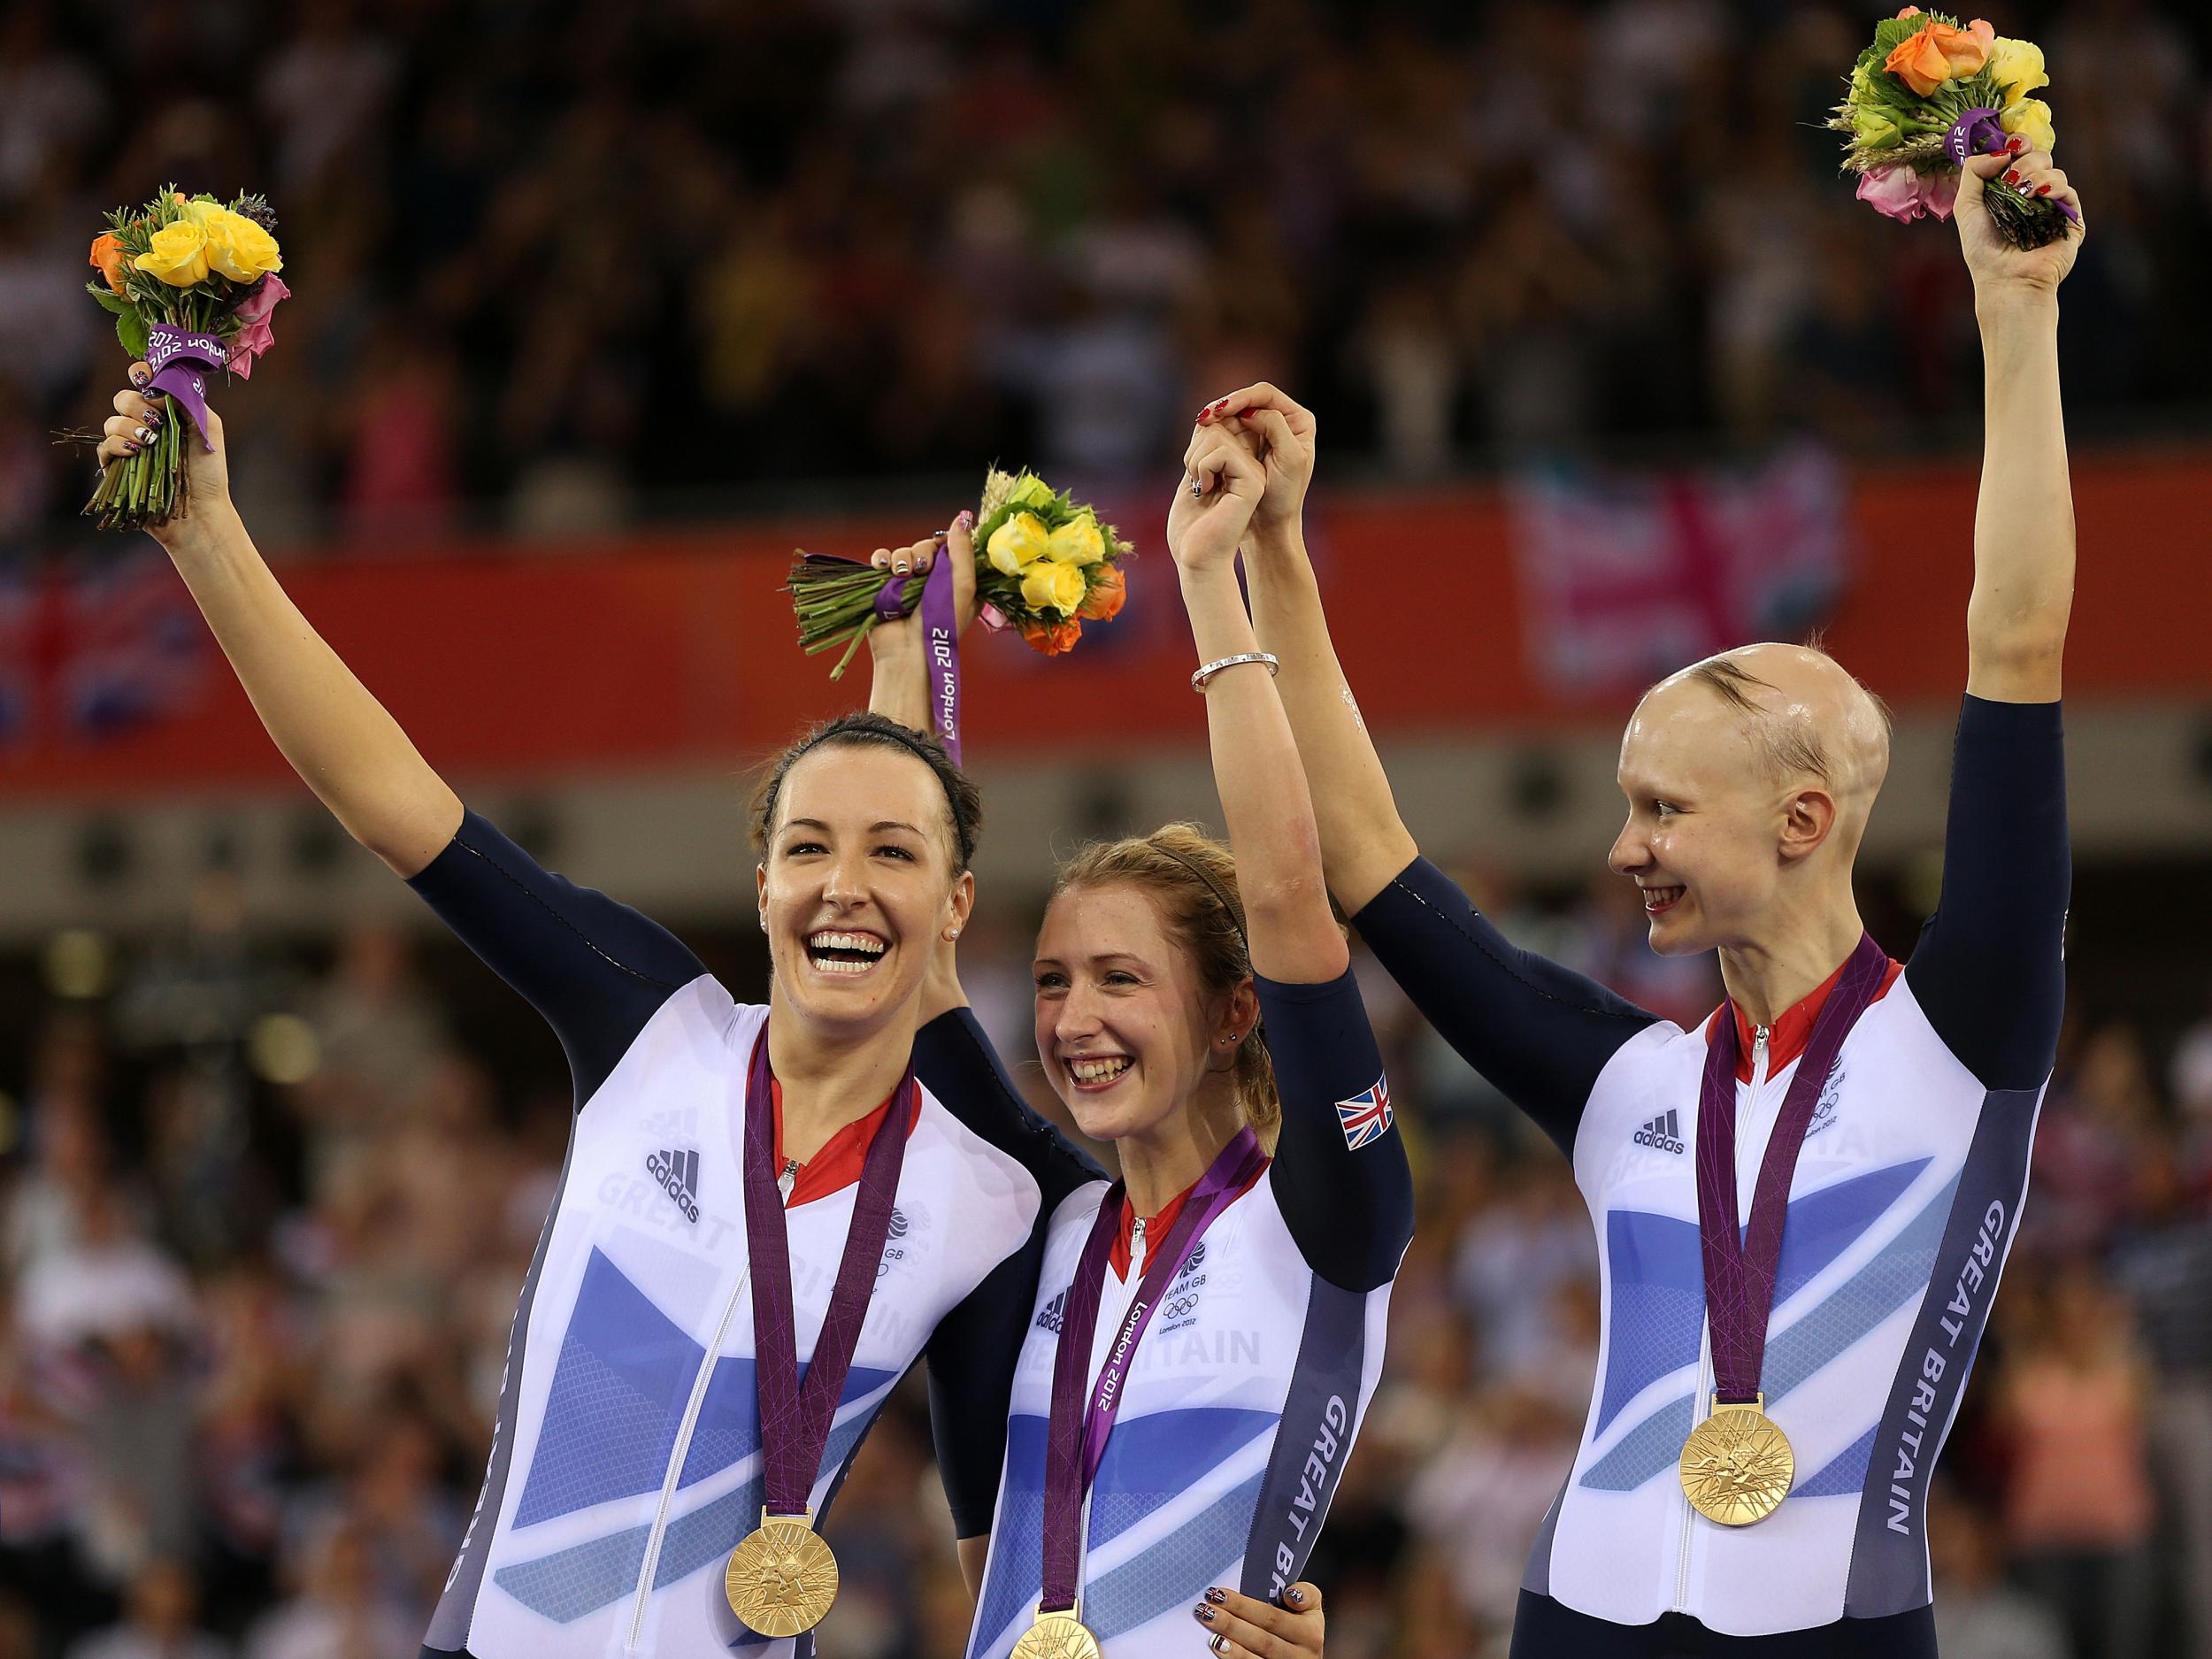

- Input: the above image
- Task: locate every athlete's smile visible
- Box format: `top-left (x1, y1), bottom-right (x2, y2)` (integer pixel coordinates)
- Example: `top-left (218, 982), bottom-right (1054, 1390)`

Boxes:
top-left (1061, 1051), bottom-right (1134, 1093)
top-left (804, 927), bottom-right (889, 977)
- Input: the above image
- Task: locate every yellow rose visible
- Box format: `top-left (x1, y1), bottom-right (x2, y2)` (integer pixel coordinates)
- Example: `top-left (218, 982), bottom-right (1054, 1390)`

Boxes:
top-left (1007, 473), bottom-right (1056, 511)
top-left (134, 219), bottom-right (210, 288)
top-left (1987, 37), bottom-right (2048, 104)
top-left (1020, 557), bottom-right (1087, 616)
top-left (1044, 513), bottom-right (1105, 567)
top-left (987, 511), bottom-right (1050, 577)
top-left (204, 211), bottom-right (283, 282)
top-left (174, 195), bottom-right (227, 230)
top-left (1852, 105), bottom-right (1902, 149)
top-left (2001, 97), bottom-right (2055, 155)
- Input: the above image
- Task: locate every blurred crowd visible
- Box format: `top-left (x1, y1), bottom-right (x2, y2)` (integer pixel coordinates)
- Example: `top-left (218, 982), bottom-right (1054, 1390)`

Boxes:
top-left (3, 857), bottom-right (2209, 1659)
top-left (4, 0), bottom-right (2211, 553)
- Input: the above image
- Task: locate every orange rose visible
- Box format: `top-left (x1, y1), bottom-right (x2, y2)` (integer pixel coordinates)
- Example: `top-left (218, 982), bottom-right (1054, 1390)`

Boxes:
top-left (1021, 617), bottom-right (1082, 656)
top-left (89, 232), bottom-right (128, 295)
top-left (1885, 15), bottom-right (1994, 96)
top-left (1075, 565), bottom-right (1125, 622)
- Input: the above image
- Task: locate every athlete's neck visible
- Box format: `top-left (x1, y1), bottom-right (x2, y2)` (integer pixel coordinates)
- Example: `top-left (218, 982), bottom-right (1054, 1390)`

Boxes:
top-left (765, 993), bottom-right (919, 1166)
top-left (1115, 1077), bottom-right (1245, 1220)
top-left (1717, 887), bottom-right (1866, 1029)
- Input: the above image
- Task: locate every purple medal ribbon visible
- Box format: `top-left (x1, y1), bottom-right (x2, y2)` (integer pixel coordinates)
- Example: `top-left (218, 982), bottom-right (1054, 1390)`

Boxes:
top-left (144, 325), bottom-right (227, 453)
top-left (741, 1028), bottom-right (914, 1520)
top-left (1694, 934), bottom-right (1889, 1406)
top-left (1037, 1127), bottom-right (1268, 1615)
top-left (1942, 106), bottom-right (2083, 226)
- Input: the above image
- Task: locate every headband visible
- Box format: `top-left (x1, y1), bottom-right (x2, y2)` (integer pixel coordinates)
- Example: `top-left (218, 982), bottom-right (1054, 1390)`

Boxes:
top-left (1151, 841), bottom-right (1249, 956)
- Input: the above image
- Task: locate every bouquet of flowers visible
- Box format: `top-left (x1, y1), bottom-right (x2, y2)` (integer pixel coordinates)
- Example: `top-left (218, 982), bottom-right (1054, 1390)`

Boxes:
top-left (1832, 9), bottom-right (2073, 247)
top-left (83, 187), bottom-right (289, 530)
top-left (786, 468), bottom-right (1133, 679)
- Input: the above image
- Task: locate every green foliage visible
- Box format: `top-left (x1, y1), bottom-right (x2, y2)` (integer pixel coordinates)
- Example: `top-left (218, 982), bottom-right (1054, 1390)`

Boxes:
top-left (86, 283), bottom-right (128, 316)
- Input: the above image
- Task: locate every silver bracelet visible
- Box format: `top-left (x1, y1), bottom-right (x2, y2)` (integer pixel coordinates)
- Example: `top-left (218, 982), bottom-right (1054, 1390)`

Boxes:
top-left (1190, 651), bottom-right (1280, 692)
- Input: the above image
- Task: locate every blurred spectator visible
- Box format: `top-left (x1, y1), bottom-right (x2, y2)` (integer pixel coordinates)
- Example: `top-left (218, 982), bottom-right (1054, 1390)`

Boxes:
top-left (1996, 1271), bottom-right (2157, 1659)
top-left (65, 1559), bottom-right (230, 1659)
top-left (1930, 1486), bottom-right (2071, 1659)
top-left (2109, 1128), bottom-right (2212, 1659)
top-left (240, 1522), bottom-right (411, 1659)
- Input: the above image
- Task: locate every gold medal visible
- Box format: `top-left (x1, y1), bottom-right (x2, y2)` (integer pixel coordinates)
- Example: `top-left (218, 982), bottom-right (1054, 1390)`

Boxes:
top-left (1009, 1603), bottom-right (1102, 1659)
top-left (1678, 1394), bottom-right (1794, 1525)
top-left (724, 1509), bottom-right (839, 1635)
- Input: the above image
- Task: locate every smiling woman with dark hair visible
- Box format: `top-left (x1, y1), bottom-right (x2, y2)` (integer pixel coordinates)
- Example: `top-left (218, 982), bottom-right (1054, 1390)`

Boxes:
top-left (81, 390), bottom-right (1107, 1659)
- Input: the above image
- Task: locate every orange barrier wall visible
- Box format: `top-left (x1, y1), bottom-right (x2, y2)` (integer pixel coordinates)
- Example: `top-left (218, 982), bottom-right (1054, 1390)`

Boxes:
top-left (4, 448), bottom-right (2207, 802)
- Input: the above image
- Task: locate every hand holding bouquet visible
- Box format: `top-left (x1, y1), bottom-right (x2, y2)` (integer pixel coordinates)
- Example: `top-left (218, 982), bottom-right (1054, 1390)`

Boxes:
top-left (1832, 10), bottom-right (2074, 248)
top-left (786, 468), bottom-right (1133, 679)
top-left (83, 187), bottom-right (289, 530)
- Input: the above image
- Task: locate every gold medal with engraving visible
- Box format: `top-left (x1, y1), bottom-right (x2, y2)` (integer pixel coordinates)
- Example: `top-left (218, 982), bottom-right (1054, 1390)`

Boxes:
top-left (1678, 1394), bottom-right (1794, 1525)
top-left (1009, 1601), bottom-right (1102, 1659)
top-left (724, 1509), bottom-right (839, 1636)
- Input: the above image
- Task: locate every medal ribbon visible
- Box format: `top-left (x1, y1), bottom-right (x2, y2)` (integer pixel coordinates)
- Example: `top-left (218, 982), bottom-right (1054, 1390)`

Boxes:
top-left (791, 547), bottom-right (965, 764)
top-left (144, 325), bottom-right (227, 452)
top-left (1694, 934), bottom-right (1888, 1406)
top-left (1038, 1128), bottom-right (1268, 1614)
top-left (741, 1029), bottom-right (914, 1518)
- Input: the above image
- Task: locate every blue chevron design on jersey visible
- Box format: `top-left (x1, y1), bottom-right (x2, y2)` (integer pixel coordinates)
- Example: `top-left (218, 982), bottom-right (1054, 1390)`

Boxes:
top-left (966, 1407), bottom-right (1282, 1655)
top-left (511, 1248), bottom-right (896, 1530)
top-left (1796, 1425), bottom-right (1878, 1497)
top-left (494, 1371), bottom-right (896, 1624)
top-left (1592, 1160), bottom-right (1929, 1437)
top-left (1579, 1171), bottom-right (1957, 1492)
top-left (1088, 1471), bottom-right (1267, 1640)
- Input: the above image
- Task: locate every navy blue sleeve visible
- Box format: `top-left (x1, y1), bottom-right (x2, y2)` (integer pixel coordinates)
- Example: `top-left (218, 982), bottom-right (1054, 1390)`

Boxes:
top-left (1258, 969), bottom-right (1414, 1293)
top-left (1350, 857), bottom-right (1660, 1157)
top-left (1904, 695), bottom-right (2069, 1091)
top-left (407, 810), bottom-right (708, 1110)
top-left (913, 1007), bottom-right (1104, 1537)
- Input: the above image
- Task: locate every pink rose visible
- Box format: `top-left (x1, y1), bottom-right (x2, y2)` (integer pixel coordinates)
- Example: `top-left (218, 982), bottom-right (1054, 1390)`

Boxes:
top-left (227, 273), bottom-right (292, 380)
top-left (1920, 171), bottom-right (1961, 221)
top-left (1855, 166), bottom-right (1931, 222)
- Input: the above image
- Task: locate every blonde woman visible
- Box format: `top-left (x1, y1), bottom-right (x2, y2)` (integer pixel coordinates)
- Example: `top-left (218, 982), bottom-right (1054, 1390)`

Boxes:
top-left (867, 434), bottom-right (1412, 1658)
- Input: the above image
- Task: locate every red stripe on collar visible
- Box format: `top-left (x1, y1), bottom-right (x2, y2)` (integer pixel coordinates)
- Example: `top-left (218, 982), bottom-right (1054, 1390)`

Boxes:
top-left (1110, 1158), bottom-right (1270, 1279)
top-left (768, 1076), bottom-right (922, 1207)
top-left (1702, 955), bottom-right (1904, 1083)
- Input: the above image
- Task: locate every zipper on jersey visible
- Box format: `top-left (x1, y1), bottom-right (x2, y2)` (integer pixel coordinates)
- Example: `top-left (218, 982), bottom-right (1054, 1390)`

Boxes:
top-left (623, 1159), bottom-right (799, 1651)
top-left (1673, 1025), bottom-right (1768, 1617)
top-left (1129, 1215), bottom-right (1148, 1280)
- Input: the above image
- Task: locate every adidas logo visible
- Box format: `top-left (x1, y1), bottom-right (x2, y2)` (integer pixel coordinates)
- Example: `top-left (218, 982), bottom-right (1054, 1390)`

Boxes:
top-left (1633, 1110), bottom-right (1686, 1155)
top-left (646, 1146), bottom-right (702, 1223)
top-left (1034, 1289), bottom-right (1067, 1334)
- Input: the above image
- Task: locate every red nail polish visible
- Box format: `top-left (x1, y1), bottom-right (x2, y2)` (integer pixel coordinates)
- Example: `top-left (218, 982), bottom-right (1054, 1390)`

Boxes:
top-left (2004, 171), bottom-right (2020, 185)
top-left (2036, 184), bottom-right (2052, 196)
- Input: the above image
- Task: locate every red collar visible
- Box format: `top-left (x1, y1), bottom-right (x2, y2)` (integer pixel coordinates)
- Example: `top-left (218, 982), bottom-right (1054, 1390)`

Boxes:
top-left (1704, 954), bottom-right (1903, 1083)
top-left (767, 1077), bottom-right (921, 1207)
top-left (1110, 1157), bottom-right (1269, 1279)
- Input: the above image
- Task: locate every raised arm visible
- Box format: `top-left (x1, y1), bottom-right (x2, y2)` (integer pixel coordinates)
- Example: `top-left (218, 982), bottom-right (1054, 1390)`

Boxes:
top-left (95, 376), bottom-right (459, 875)
top-left (1169, 421), bottom-right (1347, 982)
top-left (1957, 145), bottom-right (2080, 703)
top-left (1192, 388), bottom-right (1417, 915)
top-left (1902, 147), bottom-right (2082, 1092)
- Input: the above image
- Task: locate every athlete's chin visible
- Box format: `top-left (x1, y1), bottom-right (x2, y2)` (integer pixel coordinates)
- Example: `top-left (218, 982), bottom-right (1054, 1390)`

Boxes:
top-left (1642, 905), bottom-right (1713, 957)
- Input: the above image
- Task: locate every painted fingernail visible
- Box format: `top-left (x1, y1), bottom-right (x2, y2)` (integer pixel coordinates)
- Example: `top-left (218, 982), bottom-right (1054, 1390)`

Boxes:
top-left (1193, 1604), bottom-right (1217, 1624)
top-left (130, 366), bottom-right (149, 387)
top-left (1285, 1587), bottom-right (1305, 1606)
top-left (134, 426), bottom-right (151, 443)
top-left (2036, 184), bottom-right (2052, 196)
top-left (893, 561), bottom-right (909, 573)
top-left (1188, 478), bottom-right (1202, 498)
top-left (2009, 135), bottom-right (2027, 152)
top-left (142, 407), bottom-right (162, 426)
top-left (2004, 170), bottom-right (2020, 185)
top-left (956, 510), bottom-right (974, 529)
top-left (1204, 1586), bottom-right (1226, 1605)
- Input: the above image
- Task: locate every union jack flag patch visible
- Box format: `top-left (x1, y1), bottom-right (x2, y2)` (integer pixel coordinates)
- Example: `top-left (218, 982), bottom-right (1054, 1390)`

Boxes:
top-left (1335, 1076), bottom-right (1394, 1151)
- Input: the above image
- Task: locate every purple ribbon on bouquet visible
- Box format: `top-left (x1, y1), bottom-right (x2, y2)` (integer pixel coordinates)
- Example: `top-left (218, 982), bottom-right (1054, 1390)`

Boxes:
top-left (1694, 935), bottom-right (1889, 1406)
top-left (1036, 1129), bottom-right (1268, 1615)
top-left (741, 1027), bottom-right (913, 1522)
top-left (1942, 106), bottom-right (2082, 226)
top-left (144, 326), bottom-right (228, 452)
top-left (857, 549), bottom-right (962, 764)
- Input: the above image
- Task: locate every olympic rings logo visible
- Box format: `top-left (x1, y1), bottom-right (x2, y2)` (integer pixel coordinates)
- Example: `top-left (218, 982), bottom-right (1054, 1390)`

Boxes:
top-left (1164, 1294), bottom-right (1200, 1320)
